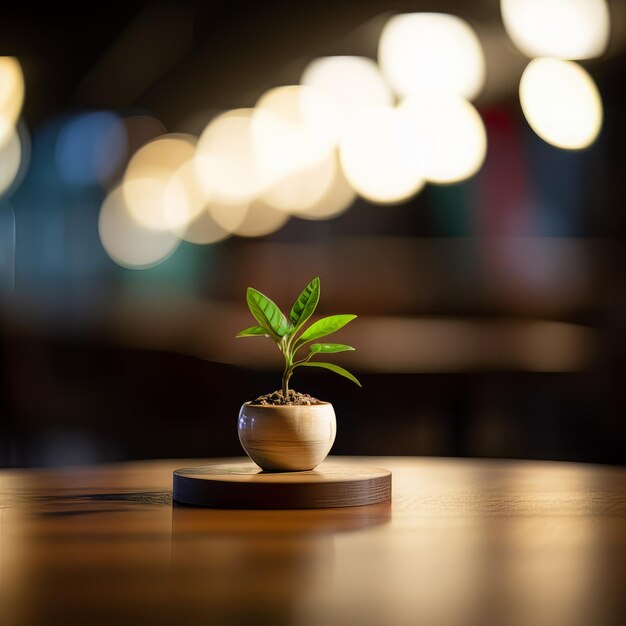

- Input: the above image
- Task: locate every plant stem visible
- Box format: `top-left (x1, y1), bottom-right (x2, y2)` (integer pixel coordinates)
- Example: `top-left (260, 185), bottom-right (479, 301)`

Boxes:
top-left (282, 337), bottom-right (292, 397)
top-left (282, 368), bottom-right (291, 397)
top-left (282, 351), bottom-right (315, 397)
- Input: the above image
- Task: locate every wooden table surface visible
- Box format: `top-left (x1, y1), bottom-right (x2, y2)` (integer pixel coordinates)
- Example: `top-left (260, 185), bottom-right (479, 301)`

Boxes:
top-left (1, 456), bottom-right (625, 626)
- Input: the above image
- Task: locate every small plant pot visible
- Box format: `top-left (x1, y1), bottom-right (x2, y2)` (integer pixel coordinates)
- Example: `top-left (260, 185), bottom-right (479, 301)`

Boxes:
top-left (238, 402), bottom-right (337, 471)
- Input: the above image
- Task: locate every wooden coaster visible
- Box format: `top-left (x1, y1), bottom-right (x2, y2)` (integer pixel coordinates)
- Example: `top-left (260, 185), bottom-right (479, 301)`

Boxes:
top-left (173, 460), bottom-right (392, 509)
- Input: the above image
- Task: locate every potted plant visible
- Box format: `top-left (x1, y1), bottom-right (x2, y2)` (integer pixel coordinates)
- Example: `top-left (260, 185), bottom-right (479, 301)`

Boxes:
top-left (236, 277), bottom-right (360, 471)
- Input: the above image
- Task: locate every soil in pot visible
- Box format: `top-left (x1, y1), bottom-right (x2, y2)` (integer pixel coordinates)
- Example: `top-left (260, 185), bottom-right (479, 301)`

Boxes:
top-left (250, 389), bottom-right (324, 406)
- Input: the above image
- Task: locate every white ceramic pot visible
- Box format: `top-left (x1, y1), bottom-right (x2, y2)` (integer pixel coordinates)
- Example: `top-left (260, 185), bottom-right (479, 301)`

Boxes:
top-left (238, 402), bottom-right (337, 471)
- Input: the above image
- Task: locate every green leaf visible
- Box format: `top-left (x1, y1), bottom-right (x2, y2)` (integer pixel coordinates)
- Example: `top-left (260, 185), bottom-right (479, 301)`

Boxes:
top-left (246, 288), bottom-right (289, 341)
top-left (289, 277), bottom-right (320, 331)
top-left (296, 314), bottom-right (356, 347)
top-left (235, 325), bottom-right (269, 338)
top-left (299, 362), bottom-right (361, 387)
top-left (310, 343), bottom-right (355, 354)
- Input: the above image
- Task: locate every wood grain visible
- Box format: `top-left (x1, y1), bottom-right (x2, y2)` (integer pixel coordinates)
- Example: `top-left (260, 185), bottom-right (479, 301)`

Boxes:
top-left (173, 461), bottom-right (392, 508)
top-left (1, 456), bottom-right (625, 626)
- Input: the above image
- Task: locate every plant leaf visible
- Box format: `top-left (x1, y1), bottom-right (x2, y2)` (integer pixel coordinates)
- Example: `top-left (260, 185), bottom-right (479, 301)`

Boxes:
top-left (310, 343), bottom-right (355, 354)
top-left (246, 288), bottom-right (289, 340)
top-left (289, 277), bottom-right (320, 331)
top-left (299, 362), bottom-right (361, 387)
top-left (296, 314), bottom-right (356, 347)
top-left (236, 325), bottom-right (269, 338)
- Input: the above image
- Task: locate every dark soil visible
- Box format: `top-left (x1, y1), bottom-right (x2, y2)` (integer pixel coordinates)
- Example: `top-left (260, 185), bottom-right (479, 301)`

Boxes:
top-left (249, 390), bottom-right (324, 406)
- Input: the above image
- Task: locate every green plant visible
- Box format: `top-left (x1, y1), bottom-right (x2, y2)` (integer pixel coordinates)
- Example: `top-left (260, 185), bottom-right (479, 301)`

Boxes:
top-left (236, 277), bottom-right (360, 396)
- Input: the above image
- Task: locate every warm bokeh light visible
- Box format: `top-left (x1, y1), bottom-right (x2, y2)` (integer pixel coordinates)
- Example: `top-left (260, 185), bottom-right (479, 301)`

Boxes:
top-left (339, 106), bottom-right (424, 204)
top-left (231, 200), bottom-right (290, 237)
top-left (251, 85), bottom-right (338, 187)
top-left (0, 126), bottom-right (22, 196)
top-left (399, 94), bottom-right (487, 184)
top-left (122, 133), bottom-right (196, 230)
top-left (0, 117), bottom-right (13, 153)
top-left (519, 58), bottom-right (603, 150)
top-left (205, 199), bottom-right (247, 236)
top-left (55, 112), bottom-right (127, 187)
top-left (501, 0), bottom-right (610, 60)
top-left (124, 133), bottom-right (196, 184)
top-left (179, 207), bottom-right (231, 245)
top-left (289, 151), bottom-right (356, 220)
top-left (378, 13), bottom-right (486, 101)
top-left (0, 57), bottom-right (24, 136)
top-left (300, 56), bottom-right (394, 129)
top-left (263, 150), bottom-right (336, 213)
top-left (99, 185), bottom-right (180, 269)
top-left (209, 198), bottom-right (290, 237)
top-left (163, 160), bottom-right (208, 230)
top-left (195, 109), bottom-right (263, 204)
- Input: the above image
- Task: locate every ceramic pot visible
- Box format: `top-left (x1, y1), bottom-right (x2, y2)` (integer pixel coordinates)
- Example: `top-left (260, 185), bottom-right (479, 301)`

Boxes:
top-left (238, 402), bottom-right (337, 471)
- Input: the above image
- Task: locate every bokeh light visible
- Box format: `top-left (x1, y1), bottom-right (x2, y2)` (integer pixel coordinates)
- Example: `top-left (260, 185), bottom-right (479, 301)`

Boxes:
top-left (263, 150), bottom-right (336, 213)
top-left (179, 207), bottom-right (231, 245)
top-left (399, 94), bottom-right (487, 184)
top-left (519, 58), bottom-right (603, 150)
top-left (501, 0), bottom-right (610, 60)
top-left (208, 197), bottom-right (290, 237)
top-left (122, 133), bottom-right (196, 230)
top-left (0, 57), bottom-right (24, 136)
top-left (300, 56), bottom-right (393, 129)
top-left (0, 126), bottom-right (22, 196)
top-left (251, 85), bottom-right (338, 188)
top-left (99, 185), bottom-right (181, 269)
top-left (224, 200), bottom-right (290, 237)
top-left (163, 160), bottom-right (208, 230)
top-left (339, 106), bottom-right (424, 204)
top-left (204, 199), bottom-right (248, 236)
top-left (195, 109), bottom-right (263, 204)
top-left (378, 13), bottom-right (486, 101)
top-left (293, 152), bottom-right (356, 220)
top-left (0, 117), bottom-right (14, 154)
top-left (55, 112), bottom-right (127, 186)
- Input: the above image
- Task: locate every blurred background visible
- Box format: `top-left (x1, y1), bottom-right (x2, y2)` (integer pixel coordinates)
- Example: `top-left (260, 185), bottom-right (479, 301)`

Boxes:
top-left (1, 1), bottom-right (625, 467)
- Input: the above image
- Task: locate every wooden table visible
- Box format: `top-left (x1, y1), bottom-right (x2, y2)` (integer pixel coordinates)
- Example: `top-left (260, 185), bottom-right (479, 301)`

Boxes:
top-left (1, 457), bottom-right (625, 626)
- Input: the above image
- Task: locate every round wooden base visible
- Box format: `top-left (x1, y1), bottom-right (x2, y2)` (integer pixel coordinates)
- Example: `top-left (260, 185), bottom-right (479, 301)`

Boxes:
top-left (173, 460), bottom-right (392, 509)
